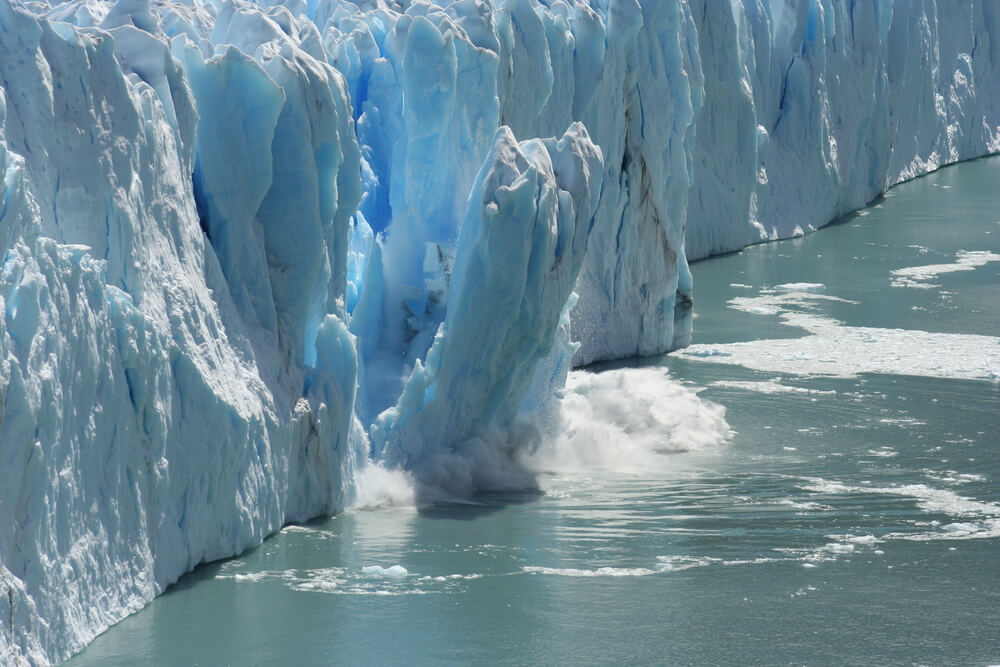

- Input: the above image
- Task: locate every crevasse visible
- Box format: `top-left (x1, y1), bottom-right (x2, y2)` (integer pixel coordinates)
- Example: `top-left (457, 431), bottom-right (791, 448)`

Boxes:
top-left (0, 0), bottom-right (997, 663)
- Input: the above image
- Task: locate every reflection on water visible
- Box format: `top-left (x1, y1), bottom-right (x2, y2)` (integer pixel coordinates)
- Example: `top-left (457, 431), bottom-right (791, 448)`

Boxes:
top-left (71, 158), bottom-right (1000, 665)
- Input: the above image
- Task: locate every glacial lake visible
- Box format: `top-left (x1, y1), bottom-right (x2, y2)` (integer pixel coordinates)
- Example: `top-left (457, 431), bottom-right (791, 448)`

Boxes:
top-left (70, 156), bottom-right (1000, 666)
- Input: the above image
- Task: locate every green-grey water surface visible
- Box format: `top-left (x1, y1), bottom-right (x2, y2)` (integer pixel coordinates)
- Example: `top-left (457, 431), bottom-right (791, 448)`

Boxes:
top-left (70, 157), bottom-right (1000, 666)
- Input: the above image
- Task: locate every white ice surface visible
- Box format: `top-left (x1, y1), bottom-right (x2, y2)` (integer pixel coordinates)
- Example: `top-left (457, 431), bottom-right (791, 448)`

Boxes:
top-left (1, 0), bottom-right (999, 662)
top-left (890, 250), bottom-right (1000, 288)
top-left (678, 290), bottom-right (1000, 380)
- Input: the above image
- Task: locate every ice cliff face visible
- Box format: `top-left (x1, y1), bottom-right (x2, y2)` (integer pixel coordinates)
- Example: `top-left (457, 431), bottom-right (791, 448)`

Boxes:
top-left (0, 0), bottom-right (997, 663)
top-left (687, 0), bottom-right (1000, 260)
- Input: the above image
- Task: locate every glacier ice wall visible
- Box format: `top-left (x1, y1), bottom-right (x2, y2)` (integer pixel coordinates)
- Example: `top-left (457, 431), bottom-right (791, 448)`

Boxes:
top-left (0, 4), bottom-right (364, 663)
top-left (686, 0), bottom-right (1000, 259)
top-left (0, 0), bottom-right (998, 663)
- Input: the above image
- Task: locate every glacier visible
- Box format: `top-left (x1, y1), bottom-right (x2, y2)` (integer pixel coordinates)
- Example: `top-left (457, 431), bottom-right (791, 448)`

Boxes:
top-left (0, 0), bottom-right (998, 662)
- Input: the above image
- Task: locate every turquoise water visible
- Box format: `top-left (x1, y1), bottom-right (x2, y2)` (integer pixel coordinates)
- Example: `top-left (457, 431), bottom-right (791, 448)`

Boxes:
top-left (70, 157), bottom-right (1000, 666)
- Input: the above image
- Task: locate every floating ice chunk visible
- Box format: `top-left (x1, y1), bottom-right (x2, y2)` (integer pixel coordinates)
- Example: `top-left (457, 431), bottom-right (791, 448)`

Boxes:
top-left (361, 565), bottom-right (409, 578)
top-left (680, 290), bottom-right (1000, 381)
top-left (774, 282), bottom-right (825, 292)
top-left (890, 251), bottom-right (1000, 288)
top-left (680, 324), bottom-right (1000, 381)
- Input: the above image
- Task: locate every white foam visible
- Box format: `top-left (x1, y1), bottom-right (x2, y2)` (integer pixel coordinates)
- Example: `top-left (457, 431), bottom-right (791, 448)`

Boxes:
top-left (891, 250), bottom-right (1000, 288)
top-left (276, 525), bottom-right (334, 541)
top-left (291, 579), bottom-right (342, 594)
top-left (416, 574), bottom-right (484, 582)
top-left (655, 555), bottom-right (722, 571)
top-left (866, 447), bottom-right (898, 458)
top-left (924, 470), bottom-right (987, 485)
top-left (802, 478), bottom-right (1000, 517)
top-left (217, 567), bottom-right (347, 593)
top-left (349, 462), bottom-right (417, 509)
top-left (215, 564), bottom-right (439, 595)
top-left (775, 282), bottom-right (826, 292)
top-left (776, 498), bottom-right (834, 512)
top-left (711, 379), bottom-right (836, 396)
top-left (523, 566), bottom-right (661, 577)
top-left (801, 477), bottom-right (1000, 541)
top-left (877, 417), bottom-right (926, 426)
top-left (891, 519), bottom-right (1000, 542)
top-left (524, 554), bottom-right (824, 577)
top-left (523, 554), bottom-right (734, 577)
top-left (521, 368), bottom-right (732, 474)
top-left (351, 368), bottom-right (733, 502)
